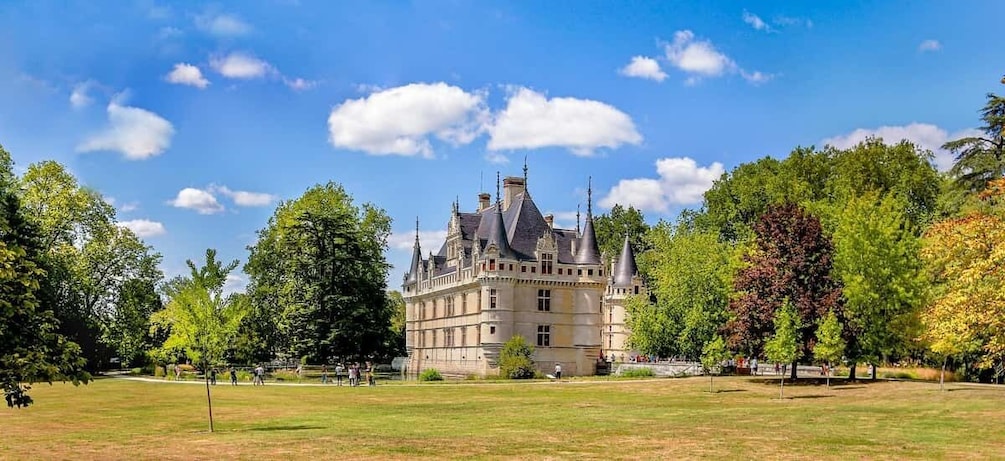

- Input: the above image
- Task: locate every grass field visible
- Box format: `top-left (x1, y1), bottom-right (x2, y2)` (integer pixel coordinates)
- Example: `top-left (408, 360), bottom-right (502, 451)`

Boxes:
top-left (3, 376), bottom-right (1003, 460)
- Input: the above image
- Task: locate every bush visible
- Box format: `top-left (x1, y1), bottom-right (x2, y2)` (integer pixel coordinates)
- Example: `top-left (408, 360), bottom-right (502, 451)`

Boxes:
top-left (272, 370), bottom-right (301, 382)
top-left (236, 370), bottom-right (254, 382)
top-left (620, 367), bottom-right (656, 378)
top-left (419, 369), bottom-right (443, 381)
top-left (128, 367), bottom-right (143, 376)
top-left (499, 335), bottom-right (536, 379)
top-left (154, 366), bottom-right (165, 378)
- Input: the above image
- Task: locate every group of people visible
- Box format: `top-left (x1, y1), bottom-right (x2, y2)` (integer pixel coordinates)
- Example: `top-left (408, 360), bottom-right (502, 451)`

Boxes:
top-left (320, 362), bottom-right (375, 386)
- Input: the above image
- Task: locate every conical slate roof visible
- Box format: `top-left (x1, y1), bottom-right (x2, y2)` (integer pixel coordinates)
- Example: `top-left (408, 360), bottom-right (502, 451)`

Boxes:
top-left (483, 201), bottom-right (513, 259)
top-left (574, 177), bottom-right (601, 265)
top-left (613, 234), bottom-right (638, 287)
top-left (405, 220), bottom-right (422, 285)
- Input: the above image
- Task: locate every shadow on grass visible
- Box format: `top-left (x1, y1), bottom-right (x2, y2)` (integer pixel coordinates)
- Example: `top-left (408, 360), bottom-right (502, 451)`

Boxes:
top-left (788, 394), bottom-right (834, 400)
top-left (244, 425), bottom-right (325, 432)
top-left (715, 389), bottom-right (747, 394)
top-left (750, 378), bottom-right (885, 388)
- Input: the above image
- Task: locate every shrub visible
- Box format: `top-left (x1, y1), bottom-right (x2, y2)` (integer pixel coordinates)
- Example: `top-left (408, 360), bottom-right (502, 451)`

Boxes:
top-left (419, 369), bottom-right (443, 381)
top-left (499, 335), bottom-right (536, 379)
top-left (236, 370), bottom-right (254, 382)
top-left (128, 368), bottom-right (143, 376)
top-left (272, 370), bottom-right (301, 382)
top-left (620, 367), bottom-right (655, 378)
top-left (154, 366), bottom-right (165, 378)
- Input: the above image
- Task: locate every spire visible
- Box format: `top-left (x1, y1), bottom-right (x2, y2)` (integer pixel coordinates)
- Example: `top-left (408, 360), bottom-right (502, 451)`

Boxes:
top-left (575, 177), bottom-right (601, 265)
top-left (405, 217), bottom-right (422, 285)
top-left (613, 233), bottom-right (639, 287)
top-left (452, 196), bottom-right (459, 215)
top-left (483, 195), bottom-right (513, 259)
top-left (576, 204), bottom-right (581, 235)
top-left (523, 155), bottom-right (528, 188)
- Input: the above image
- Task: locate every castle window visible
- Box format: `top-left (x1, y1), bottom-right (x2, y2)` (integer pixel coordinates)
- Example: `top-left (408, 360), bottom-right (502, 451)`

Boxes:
top-left (577, 269), bottom-right (582, 276)
top-left (537, 289), bottom-right (551, 312)
top-left (588, 269), bottom-right (594, 276)
top-left (490, 289), bottom-right (497, 309)
top-left (461, 327), bottom-right (467, 346)
top-left (490, 326), bottom-right (496, 335)
top-left (599, 270), bottom-right (603, 276)
top-left (444, 328), bottom-right (454, 347)
top-left (541, 253), bottom-right (553, 275)
top-left (509, 264), bottom-right (514, 271)
top-left (531, 267), bottom-right (536, 273)
top-left (634, 286), bottom-right (639, 295)
top-left (557, 268), bottom-right (562, 275)
top-left (420, 301), bottom-right (426, 320)
top-left (489, 259), bottom-right (496, 271)
top-left (445, 296), bottom-right (454, 316)
top-left (537, 325), bottom-right (551, 347)
top-left (521, 266), bottom-right (527, 273)
top-left (462, 294), bottom-right (467, 314)
top-left (432, 330), bottom-right (438, 347)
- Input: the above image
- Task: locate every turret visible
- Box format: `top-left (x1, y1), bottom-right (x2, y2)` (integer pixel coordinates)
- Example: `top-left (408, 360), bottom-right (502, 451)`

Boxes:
top-left (405, 217), bottom-right (422, 286)
top-left (574, 177), bottom-right (601, 265)
top-left (612, 234), bottom-right (639, 287)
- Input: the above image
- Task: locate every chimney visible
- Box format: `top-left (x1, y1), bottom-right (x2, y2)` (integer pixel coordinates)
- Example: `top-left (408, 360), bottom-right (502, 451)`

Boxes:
top-left (544, 214), bottom-right (554, 229)
top-left (502, 176), bottom-right (526, 211)
top-left (478, 193), bottom-right (491, 211)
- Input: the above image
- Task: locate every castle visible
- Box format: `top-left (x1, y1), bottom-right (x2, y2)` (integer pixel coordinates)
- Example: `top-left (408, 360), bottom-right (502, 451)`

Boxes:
top-left (402, 169), bottom-right (644, 378)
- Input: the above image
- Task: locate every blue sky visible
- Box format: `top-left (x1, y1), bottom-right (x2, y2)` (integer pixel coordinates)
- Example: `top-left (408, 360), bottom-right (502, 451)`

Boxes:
top-left (1, 1), bottom-right (1002, 292)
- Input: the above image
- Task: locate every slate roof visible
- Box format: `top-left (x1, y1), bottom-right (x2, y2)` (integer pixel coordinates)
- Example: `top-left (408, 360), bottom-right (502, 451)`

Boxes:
top-left (612, 234), bottom-right (639, 287)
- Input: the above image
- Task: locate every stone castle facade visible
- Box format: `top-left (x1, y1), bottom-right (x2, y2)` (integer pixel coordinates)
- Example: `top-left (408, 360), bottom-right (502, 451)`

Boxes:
top-left (403, 172), bottom-right (644, 378)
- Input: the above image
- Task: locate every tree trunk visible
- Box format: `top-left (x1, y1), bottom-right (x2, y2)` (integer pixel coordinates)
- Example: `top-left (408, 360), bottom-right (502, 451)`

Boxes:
top-left (205, 373), bottom-right (215, 433)
top-left (940, 357), bottom-right (947, 392)
top-left (826, 361), bottom-right (831, 388)
top-left (848, 362), bottom-right (857, 382)
top-left (779, 376), bottom-right (784, 399)
top-left (790, 360), bottom-right (797, 380)
top-left (870, 363), bottom-right (877, 380)
top-left (709, 375), bottom-right (713, 393)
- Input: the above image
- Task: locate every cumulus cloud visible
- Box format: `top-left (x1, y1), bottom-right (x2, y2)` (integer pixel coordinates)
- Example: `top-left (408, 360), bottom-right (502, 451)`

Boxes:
top-left (70, 81), bottom-right (94, 109)
top-left (283, 77), bottom-right (318, 91)
top-left (600, 157), bottom-right (725, 213)
top-left (388, 229), bottom-right (449, 252)
top-left (223, 273), bottom-right (247, 296)
top-left (210, 52), bottom-right (274, 79)
top-left (77, 102), bottom-right (174, 159)
top-left (919, 39), bottom-right (942, 52)
top-left (117, 219), bottom-right (166, 238)
top-left (195, 12), bottom-right (252, 36)
top-left (664, 30), bottom-right (737, 81)
top-left (169, 187), bottom-right (224, 214)
top-left (619, 56), bottom-right (667, 82)
top-left (743, 11), bottom-right (772, 32)
top-left (165, 63), bottom-right (210, 88)
top-left (327, 82), bottom-right (487, 157)
top-left (487, 87), bottom-right (642, 155)
top-left (485, 152), bottom-right (510, 164)
top-left (212, 185), bottom-right (277, 206)
top-left (741, 70), bottom-right (775, 85)
top-left (774, 16), bottom-right (813, 28)
top-left (822, 123), bottom-right (981, 172)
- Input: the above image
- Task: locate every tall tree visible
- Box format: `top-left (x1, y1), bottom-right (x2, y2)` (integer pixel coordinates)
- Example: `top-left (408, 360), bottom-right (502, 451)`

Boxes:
top-left (813, 310), bottom-right (846, 387)
top-left (150, 249), bottom-right (247, 432)
top-left (627, 222), bottom-right (735, 359)
top-left (943, 86), bottom-right (1005, 193)
top-left (106, 279), bottom-right (163, 367)
top-left (245, 182), bottom-right (393, 363)
top-left (0, 146), bottom-right (88, 408)
top-left (387, 290), bottom-right (406, 357)
top-left (594, 204), bottom-right (649, 269)
top-left (765, 301), bottom-right (800, 399)
top-left (726, 203), bottom-right (841, 379)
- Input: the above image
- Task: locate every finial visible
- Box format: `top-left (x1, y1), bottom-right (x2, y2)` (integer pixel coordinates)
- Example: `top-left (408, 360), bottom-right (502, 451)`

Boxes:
top-left (587, 176), bottom-right (593, 217)
top-left (576, 204), bottom-right (581, 234)
top-left (415, 216), bottom-right (420, 234)
top-left (523, 155), bottom-right (528, 186)
top-left (496, 171), bottom-right (501, 205)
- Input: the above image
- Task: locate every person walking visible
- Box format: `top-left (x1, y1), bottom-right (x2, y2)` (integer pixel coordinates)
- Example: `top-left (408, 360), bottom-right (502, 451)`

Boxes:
top-left (321, 365), bottom-right (328, 385)
top-left (366, 361), bottom-right (375, 387)
top-left (335, 363), bottom-right (344, 386)
top-left (230, 367), bottom-right (238, 386)
top-left (554, 363), bottom-right (562, 380)
top-left (210, 368), bottom-right (217, 385)
top-left (751, 358), bottom-right (758, 376)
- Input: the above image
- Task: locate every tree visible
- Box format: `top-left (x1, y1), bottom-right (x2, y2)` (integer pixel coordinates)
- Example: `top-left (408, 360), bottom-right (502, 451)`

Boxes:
top-left (627, 222), bottom-right (734, 359)
top-left (106, 279), bottom-right (163, 367)
top-left (726, 203), bottom-right (841, 379)
top-left (499, 335), bottom-right (536, 379)
top-left (813, 310), bottom-right (846, 387)
top-left (943, 88), bottom-right (1005, 193)
top-left (386, 290), bottom-right (406, 356)
top-left (700, 335), bottom-right (730, 393)
top-left (594, 204), bottom-right (649, 270)
top-left (0, 145), bottom-right (88, 408)
top-left (245, 182), bottom-right (393, 363)
top-left (765, 301), bottom-right (800, 399)
top-left (150, 249), bottom-right (247, 432)
top-left (831, 192), bottom-right (926, 375)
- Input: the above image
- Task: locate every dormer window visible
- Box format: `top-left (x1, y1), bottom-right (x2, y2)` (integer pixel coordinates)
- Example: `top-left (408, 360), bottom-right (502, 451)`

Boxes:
top-left (541, 253), bottom-right (553, 275)
top-left (489, 259), bottom-right (496, 271)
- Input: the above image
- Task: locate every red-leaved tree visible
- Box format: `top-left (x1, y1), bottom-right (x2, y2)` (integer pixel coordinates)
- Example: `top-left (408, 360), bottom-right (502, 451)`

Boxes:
top-left (726, 203), bottom-right (842, 379)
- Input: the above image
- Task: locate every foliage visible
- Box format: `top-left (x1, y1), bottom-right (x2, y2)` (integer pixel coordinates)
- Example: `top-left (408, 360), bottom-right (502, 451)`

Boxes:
top-left (726, 203), bottom-right (841, 364)
top-left (831, 192), bottom-right (926, 364)
top-left (943, 91), bottom-right (1005, 193)
top-left (419, 368), bottom-right (444, 381)
top-left (106, 279), bottom-right (163, 367)
top-left (814, 310), bottom-right (846, 386)
top-left (245, 182), bottom-right (393, 363)
top-left (619, 367), bottom-right (655, 378)
top-left (627, 222), bottom-right (734, 359)
top-left (765, 301), bottom-right (800, 398)
top-left (386, 290), bottom-right (406, 356)
top-left (594, 204), bottom-right (649, 269)
top-left (700, 335), bottom-right (730, 393)
top-left (499, 335), bottom-right (536, 379)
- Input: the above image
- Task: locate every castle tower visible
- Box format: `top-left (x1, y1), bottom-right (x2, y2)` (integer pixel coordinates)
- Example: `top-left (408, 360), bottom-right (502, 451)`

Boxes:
top-left (603, 233), bottom-right (646, 363)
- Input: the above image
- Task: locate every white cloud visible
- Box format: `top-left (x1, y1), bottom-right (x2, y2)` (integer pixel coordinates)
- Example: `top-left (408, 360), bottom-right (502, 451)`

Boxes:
top-left (822, 123), bottom-right (981, 172)
top-left (546, 211), bottom-right (580, 230)
top-left (210, 52), bottom-right (274, 79)
top-left (327, 82), bottom-right (487, 157)
top-left (487, 87), bottom-right (642, 155)
top-left (388, 229), bottom-right (449, 252)
top-left (743, 11), bottom-right (772, 32)
top-left (117, 219), bottom-right (166, 238)
top-left (119, 202), bottom-right (139, 213)
top-left (663, 30), bottom-right (737, 80)
top-left (212, 185), bottom-right (277, 206)
top-left (284, 77), bottom-right (318, 91)
top-left (77, 102), bottom-right (174, 160)
top-left (774, 16), bottom-right (813, 28)
top-left (619, 56), bottom-right (667, 82)
top-left (741, 70), bottom-right (775, 85)
top-left (169, 187), bottom-right (224, 214)
top-left (165, 63), bottom-right (210, 88)
top-left (195, 12), bottom-right (252, 37)
top-left (919, 39), bottom-right (942, 52)
top-left (70, 81), bottom-right (94, 109)
top-left (485, 152), bottom-right (510, 164)
top-left (600, 157), bottom-right (725, 213)
top-left (222, 273), bottom-right (247, 296)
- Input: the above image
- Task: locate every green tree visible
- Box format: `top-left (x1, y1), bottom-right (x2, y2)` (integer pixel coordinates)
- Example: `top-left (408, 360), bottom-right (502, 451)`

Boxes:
top-left (150, 249), bottom-right (247, 432)
top-left (0, 147), bottom-right (89, 408)
top-left (813, 310), bottom-right (846, 387)
top-left (387, 290), bottom-right (406, 356)
top-left (943, 87), bottom-right (1005, 193)
top-left (765, 301), bottom-right (800, 399)
top-left (627, 221), bottom-right (735, 359)
top-left (499, 335), bottom-right (536, 379)
top-left (106, 279), bottom-right (163, 367)
top-left (245, 182), bottom-right (393, 363)
top-left (831, 192), bottom-right (926, 376)
top-left (594, 204), bottom-right (649, 269)
top-left (700, 335), bottom-right (730, 393)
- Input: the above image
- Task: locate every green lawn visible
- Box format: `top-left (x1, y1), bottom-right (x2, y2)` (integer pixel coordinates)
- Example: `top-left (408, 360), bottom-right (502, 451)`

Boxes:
top-left (4, 376), bottom-right (1004, 460)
